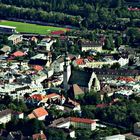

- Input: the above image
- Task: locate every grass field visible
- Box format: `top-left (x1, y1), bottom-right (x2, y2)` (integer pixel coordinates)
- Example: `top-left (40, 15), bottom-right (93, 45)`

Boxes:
top-left (0, 20), bottom-right (68, 35)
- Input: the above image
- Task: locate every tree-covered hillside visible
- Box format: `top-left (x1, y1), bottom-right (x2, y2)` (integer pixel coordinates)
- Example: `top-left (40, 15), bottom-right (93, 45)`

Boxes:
top-left (0, 0), bottom-right (140, 29)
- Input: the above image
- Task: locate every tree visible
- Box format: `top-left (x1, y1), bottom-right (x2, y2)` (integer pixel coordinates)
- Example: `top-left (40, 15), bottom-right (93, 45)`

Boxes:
top-left (29, 119), bottom-right (45, 134)
top-left (109, 35), bottom-right (115, 50)
top-left (110, 0), bottom-right (122, 8)
top-left (46, 128), bottom-right (67, 140)
top-left (8, 103), bottom-right (17, 110)
top-left (0, 104), bottom-right (7, 111)
top-left (103, 39), bottom-right (111, 50)
top-left (111, 62), bottom-right (120, 69)
top-left (76, 129), bottom-right (92, 140)
top-left (81, 106), bottom-right (95, 119)
top-left (2, 94), bottom-right (12, 105)
top-left (84, 92), bottom-right (101, 105)
top-left (115, 36), bottom-right (122, 48)
top-left (13, 99), bottom-right (28, 112)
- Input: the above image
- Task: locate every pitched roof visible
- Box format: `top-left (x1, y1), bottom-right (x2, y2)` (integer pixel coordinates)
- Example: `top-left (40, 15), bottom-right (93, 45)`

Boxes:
top-left (0, 109), bottom-right (12, 118)
top-left (1, 45), bottom-right (11, 52)
top-left (12, 51), bottom-right (25, 57)
top-left (28, 113), bottom-right (36, 119)
top-left (75, 59), bottom-right (86, 65)
top-left (128, 7), bottom-right (140, 11)
top-left (117, 77), bottom-right (135, 82)
top-left (33, 65), bottom-right (43, 71)
top-left (70, 117), bottom-right (95, 124)
top-left (80, 40), bottom-right (102, 47)
top-left (46, 93), bottom-right (61, 99)
top-left (72, 84), bottom-right (84, 96)
top-left (51, 30), bottom-right (65, 35)
top-left (29, 59), bottom-right (47, 66)
top-left (28, 107), bottom-right (48, 119)
top-left (68, 69), bottom-right (93, 87)
top-left (87, 56), bottom-right (94, 62)
top-left (31, 94), bottom-right (47, 101)
top-left (85, 67), bottom-right (140, 77)
top-left (33, 107), bottom-right (48, 118)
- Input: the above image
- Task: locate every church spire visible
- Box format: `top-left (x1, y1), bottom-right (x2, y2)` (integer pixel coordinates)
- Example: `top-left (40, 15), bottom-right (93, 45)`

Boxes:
top-left (63, 48), bottom-right (71, 92)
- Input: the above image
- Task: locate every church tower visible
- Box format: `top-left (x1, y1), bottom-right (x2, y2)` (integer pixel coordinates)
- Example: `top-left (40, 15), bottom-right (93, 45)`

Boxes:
top-left (63, 51), bottom-right (71, 92)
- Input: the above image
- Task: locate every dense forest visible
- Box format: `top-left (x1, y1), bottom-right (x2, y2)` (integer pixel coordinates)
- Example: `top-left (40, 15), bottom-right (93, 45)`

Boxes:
top-left (0, 0), bottom-right (140, 29)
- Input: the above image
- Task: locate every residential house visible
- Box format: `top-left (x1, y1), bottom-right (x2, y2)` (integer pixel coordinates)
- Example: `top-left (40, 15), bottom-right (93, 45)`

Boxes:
top-left (63, 98), bottom-right (81, 112)
top-left (103, 134), bottom-right (125, 140)
top-left (12, 51), bottom-right (25, 57)
top-left (72, 58), bottom-right (86, 68)
top-left (28, 93), bottom-right (62, 106)
top-left (13, 112), bottom-right (24, 119)
top-left (28, 107), bottom-right (48, 120)
top-left (79, 40), bottom-right (103, 52)
top-left (31, 36), bottom-right (38, 43)
top-left (0, 109), bottom-right (12, 124)
top-left (70, 117), bottom-right (96, 131)
top-left (134, 122), bottom-right (140, 136)
top-left (1, 45), bottom-right (11, 54)
top-left (27, 94), bottom-right (48, 105)
top-left (29, 81), bottom-right (43, 92)
top-left (52, 56), bottom-right (65, 73)
top-left (31, 71), bottom-right (47, 83)
top-left (85, 54), bottom-right (129, 68)
top-left (31, 54), bottom-right (47, 60)
top-left (37, 37), bottom-right (56, 51)
top-left (85, 68), bottom-right (140, 80)
top-left (8, 34), bottom-right (23, 45)
top-left (124, 133), bottom-right (140, 140)
top-left (115, 54), bottom-right (129, 66)
top-left (32, 131), bottom-right (47, 140)
top-left (11, 86), bottom-right (31, 100)
top-left (0, 25), bottom-right (17, 34)
top-left (31, 53), bottom-right (52, 67)
top-left (49, 117), bottom-right (96, 131)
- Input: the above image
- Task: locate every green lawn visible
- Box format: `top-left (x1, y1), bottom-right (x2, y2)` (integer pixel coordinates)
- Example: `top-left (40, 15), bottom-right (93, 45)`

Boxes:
top-left (0, 20), bottom-right (67, 35)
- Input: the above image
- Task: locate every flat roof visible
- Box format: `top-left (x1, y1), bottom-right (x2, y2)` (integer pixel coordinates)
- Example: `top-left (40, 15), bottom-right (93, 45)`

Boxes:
top-left (0, 25), bottom-right (16, 29)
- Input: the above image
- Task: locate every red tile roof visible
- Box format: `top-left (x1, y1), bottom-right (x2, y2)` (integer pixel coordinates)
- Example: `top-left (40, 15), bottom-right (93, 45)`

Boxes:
top-left (75, 58), bottom-right (86, 65)
top-left (12, 51), bottom-right (25, 57)
top-left (33, 107), bottom-right (48, 118)
top-left (51, 30), bottom-right (65, 35)
top-left (28, 107), bottom-right (48, 119)
top-left (87, 56), bottom-right (94, 62)
top-left (128, 7), bottom-right (140, 11)
top-left (31, 94), bottom-right (47, 101)
top-left (33, 65), bottom-right (43, 71)
top-left (117, 77), bottom-right (135, 82)
top-left (70, 117), bottom-right (95, 124)
top-left (96, 103), bottom-right (108, 108)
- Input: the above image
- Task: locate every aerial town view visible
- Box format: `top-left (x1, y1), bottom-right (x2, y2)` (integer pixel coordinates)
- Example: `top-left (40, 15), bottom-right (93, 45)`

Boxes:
top-left (0, 0), bottom-right (140, 140)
